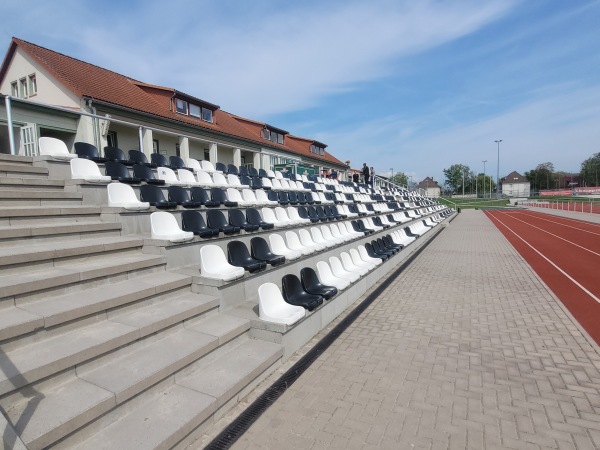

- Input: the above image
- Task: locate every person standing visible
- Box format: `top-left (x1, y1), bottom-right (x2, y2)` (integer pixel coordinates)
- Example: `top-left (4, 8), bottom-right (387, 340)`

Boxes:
top-left (362, 163), bottom-right (370, 185)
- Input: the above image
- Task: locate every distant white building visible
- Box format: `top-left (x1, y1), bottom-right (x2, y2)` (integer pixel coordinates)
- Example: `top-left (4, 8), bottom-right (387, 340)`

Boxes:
top-left (417, 177), bottom-right (441, 198)
top-left (501, 171), bottom-right (530, 197)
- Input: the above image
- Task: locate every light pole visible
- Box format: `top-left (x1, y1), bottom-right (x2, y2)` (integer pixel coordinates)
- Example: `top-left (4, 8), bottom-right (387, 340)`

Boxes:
top-left (482, 160), bottom-right (487, 198)
top-left (462, 170), bottom-right (465, 197)
top-left (494, 139), bottom-right (502, 197)
top-left (409, 175), bottom-right (413, 191)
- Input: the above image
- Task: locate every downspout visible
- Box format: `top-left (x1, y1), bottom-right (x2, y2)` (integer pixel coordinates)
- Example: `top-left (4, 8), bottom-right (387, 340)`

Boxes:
top-left (5, 96), bottom-right (16, 155)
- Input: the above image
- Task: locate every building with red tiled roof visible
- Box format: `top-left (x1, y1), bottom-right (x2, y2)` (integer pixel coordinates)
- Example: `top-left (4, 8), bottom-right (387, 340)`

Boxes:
top-left (500, 171), bottom-right (530, 197)
top-left (0, 37), bottom-right (347, 176)
top-left (417, 177), bottom-right (441, 198)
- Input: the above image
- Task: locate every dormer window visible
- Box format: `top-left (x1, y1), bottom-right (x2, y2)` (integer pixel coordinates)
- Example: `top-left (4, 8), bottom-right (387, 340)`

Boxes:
top-left (180, 100), bottom-right (214, 123)
top-left (175, 98), bottom-right (188, 114)
top-left (310, 144), bottom-right (325, 156)
top-left (262, 127), bottom-right (285, 144)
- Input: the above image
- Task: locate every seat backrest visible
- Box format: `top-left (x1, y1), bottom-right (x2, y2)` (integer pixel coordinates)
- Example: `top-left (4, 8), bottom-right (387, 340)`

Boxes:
top-left (258, 168), bottom-right (268, 178)
top-left (227, 164), bottom-right (239, 175)
top-left (228, 209), bottom-right (246, 227)
top-left (196, 171), bottom-right (214, 185)
top-left (140, 184), bottom-right (167, 203)
top-left (215, 162), bottom-right (227, 173)
top-left (168, 185), bottom-right (191, 203)
top-left (177, 169), bottom-right (196, 184)
top-left (261, 178), bottom-right (273, 189)
top-left (157, 167), bottom-right (178, 182)
top-left (212, 172), bottom-right (229, 185)
top-left (268, 234), bottom-right (290, 254)
top-left (282, 273), bottom-right (305, 300)
top-left (151, 153), bottom-right (170, 167)
top-left (301, 267), bottom-right (322, 291)
top-left (181, 210), bottom-right (207, 231)
top-left (242, 189), bottom-right (257, 203)
top-left (298, 229), bottom-right (316, 247)
top-left (227, 240), bottom-right (251, 265)
top-left (39, 137), bottom-right (70, 156)
top-left (274, 207), bottom-right (291, 222)
top-left (104, 146), bottom-right (127, 161)
top-left (107, 182), bottom-right (139, 205)
top-left (70, 158), bottom-right (102, 178)
top-left (150, 211), bottom-right (182, 236)
top-left (251, 237), bottom-right (273, 258)
top-left (310, 227), bottom-right (325, 243)
top-left (238, 166), bottom-right (249, 176)
top-left (189, 187), bottom-right (210, 204)
top-left (206, 209), bottom-right (228, 228)
top-left (169, 155), bottom-right (186, 169)
top-left (105, 161), bottom-right (130, 179)
top-left (210, 188), bottom-right (228, 205)
top-left (200, 160), bottom-right (217, 172)
top-left (74, 142), bottom-right (101, 159)
top-left (186, 158), bottom-right (202, 173)
top-left (200, 245), bottom-right (230, 274)
top-left (287, 207), bottom-right (301, 221)
top-left (246, 208), bottom-right (263, 225)
top-left (133, 164), bottom-right (156, 180)
top-left (128, 150), bottom-right (150, 165)
top-left (261, 207), bottom-right (278, 224)
top-left (227, 174), bottom-right (241, 186)
top-left (285, 231), bottom-right (303, 249)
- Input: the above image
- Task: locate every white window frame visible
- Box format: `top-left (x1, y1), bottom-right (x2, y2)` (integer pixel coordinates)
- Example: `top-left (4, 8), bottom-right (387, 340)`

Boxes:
top-left (28, 73), bottom-right (37, 96)
top-left (189, 104), bottom-right (201, 118)
top-left (10, 81), bottom-right (18, 97)
top-left (19, 77), bottom-right (28, 98)
top-left (175, 98), bottom-right (188, 115)
top-left (201, 107), bottom-right (213, 123)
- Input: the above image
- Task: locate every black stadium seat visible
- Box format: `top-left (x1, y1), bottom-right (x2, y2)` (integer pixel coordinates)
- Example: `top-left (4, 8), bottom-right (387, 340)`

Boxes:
top-left (250, 237), bottom-right (285, 266)
top-left (181, 210), bottom-right (219, 238)
top-left (169, 155), bottom-right (193, 172)
top-left (168, 186), bottom-right (201, 208)
top-left (74, 142), bottom-right (107, 163)
top-left (365, 242), bottom-right (388, 261)
top-left (300, 267), bottom-right (338, 300)
top-left (210, 187), bottom-right (237, 207)
top-left (228, 208), bottom-right (260, 232)
top-left (227, 240), bottom-right (266, 273)
top-left (105, 161), bottom-right (141, 184)
top-left (133, 164), bottom-right (165, 185)
top-left (246, 208), bottom-right (275, 230)
top-left (282, 274), bottom-right (323, 311)
top-left (190, 187), bottom-right (219, 207)
top-left (215, 162), bottom-right (228, 173)
top-left (104, 146), bottom-right (133, 165)
top-left (206, 209), bottom-right (239, 235)
top-left (297, 206), bottom-right (318, 223)
top-left (227, 164), bottom-right (239, 175)
top-left (140, 184), bottom-right (177, 209)
top-left (151, 153), bottom-right (171, 168)
top-left (128, 150), bottom-right (157, 167)
top-left (238, 166), bottom-right (249, 176)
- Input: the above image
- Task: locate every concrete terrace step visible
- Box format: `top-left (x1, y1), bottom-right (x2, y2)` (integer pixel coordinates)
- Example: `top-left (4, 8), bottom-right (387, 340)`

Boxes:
top-left (0, 177), bottom-right (65, 190)
top-left (0, 252), bottom-right (166, 300)
top-left (0, 205), bottom-right (104, 225)
top-left (72, 339), bottom-right (283, 450)
top-left (0, 291), bottom-right (218, 397)
top-left (0, 271), bottom-right (193, 341)
top-left (2, 314), bottom-right (245, 450)
top-left (0, 235), bottom-right (144, 268)
top-left (0, 221), bottom-right (122, 245)
top-left (0, 163), bottom-right (48, 178)
top-left (0, 189), bottom-right (82, 206)
top-left (0, 154), bottom-right (33, 165)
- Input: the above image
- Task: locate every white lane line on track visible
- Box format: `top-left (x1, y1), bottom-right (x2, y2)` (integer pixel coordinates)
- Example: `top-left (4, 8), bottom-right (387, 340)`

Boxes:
top-left (510, 211), bottom-right (600, 235)
top-left (489, 212), bottom-right (600, 305)
top-left (499, 213), bottom-right (600, 257)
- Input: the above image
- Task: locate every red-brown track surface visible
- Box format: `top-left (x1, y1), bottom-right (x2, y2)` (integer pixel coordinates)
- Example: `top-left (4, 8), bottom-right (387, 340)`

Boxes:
top-left (485, 209), bottom-right (600, 344)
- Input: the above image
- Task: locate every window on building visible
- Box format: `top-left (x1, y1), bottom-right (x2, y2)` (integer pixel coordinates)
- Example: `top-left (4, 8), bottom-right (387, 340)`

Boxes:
top-left (175, 98), bottom-right (188, 114)
top-left (106, 131), bottom-right (118, 148)
top-left (201, 108), bottom-right (213, 123)
top-left (153, 139), bottom-right (160, 153)
top-left (19, 78), bottom-right (28, 98)
top-left (310, 144), bottom-right (325, 155)
top-left (28, 74), bottom-right (37, 96)
top-left (263, 127), bottom-right (285, 145)
top-left (189, 104), bottom-right (201, 118)
top-left (10, 81), bottom-right (18, 97)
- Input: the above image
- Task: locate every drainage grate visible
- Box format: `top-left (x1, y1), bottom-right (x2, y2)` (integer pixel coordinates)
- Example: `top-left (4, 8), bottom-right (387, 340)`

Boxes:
top-left (204, 234), bottom-right (438, 450)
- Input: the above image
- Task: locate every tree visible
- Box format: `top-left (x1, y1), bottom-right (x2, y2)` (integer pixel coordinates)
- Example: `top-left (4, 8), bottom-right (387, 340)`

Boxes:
top-left (580, 152), bottom-right (600, 187)
top-left (389, 172), bottom-right (408, 187)
top-left (525, 162), bottom-right (555, 192)
top-left (443, 164), bottom-right (472, 194)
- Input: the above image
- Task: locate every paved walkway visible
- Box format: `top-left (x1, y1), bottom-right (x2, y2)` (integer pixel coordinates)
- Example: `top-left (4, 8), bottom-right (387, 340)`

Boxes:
top-left (196, 210), bottom-right (600, 449)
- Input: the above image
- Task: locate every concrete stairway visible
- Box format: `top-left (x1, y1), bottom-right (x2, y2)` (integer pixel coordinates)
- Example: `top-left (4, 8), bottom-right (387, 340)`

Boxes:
top-left (0, 155), bottom-right (284, 450)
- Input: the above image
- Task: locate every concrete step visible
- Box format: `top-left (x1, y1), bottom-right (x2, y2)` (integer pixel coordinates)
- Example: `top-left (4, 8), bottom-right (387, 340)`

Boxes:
top-left (0, 235), bottom-right (144, 270)
top-left (0, 221), bottom-right (122, 246)
top-left (71, 338), bottom-right (283, 450)
top-left (0, 252), bottom-right (166, 301)
top-left (0, 154), bottom-right (33, 165)
top-left (0, 189), bottom-right (83, 206)
top-left (0, 177), bottom-right (65, 190)
top-left (0, 205), bottom-right (104, 225)
top-left (2, 314), bottom-right (245, 450)
top-left (0, 271), bottom-right (193, 342)
top-left (0, 292), bottom-right (218, 397)
top-left (0, 163), bottom-right (48, 178)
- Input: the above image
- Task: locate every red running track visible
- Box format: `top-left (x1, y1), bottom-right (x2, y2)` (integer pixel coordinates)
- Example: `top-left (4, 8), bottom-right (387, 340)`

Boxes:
top-left (485, 209), bottom-right (600, 344)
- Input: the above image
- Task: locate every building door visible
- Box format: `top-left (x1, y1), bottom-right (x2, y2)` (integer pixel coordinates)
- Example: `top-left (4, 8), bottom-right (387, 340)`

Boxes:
top-left (20, 123), bottom-right (37, 156)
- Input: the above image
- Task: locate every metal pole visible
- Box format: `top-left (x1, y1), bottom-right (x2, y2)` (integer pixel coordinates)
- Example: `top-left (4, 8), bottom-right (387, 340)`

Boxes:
top-left (5, 96), bottom-right (16, 155)
top-left (462, 170), bottom-right (465, 197)
top-left (138, 126), bottom-right (144, 154)
top-left (495, 139), bottom-right (502, 198)
top-left (482, 160), bottom-right (487, 198)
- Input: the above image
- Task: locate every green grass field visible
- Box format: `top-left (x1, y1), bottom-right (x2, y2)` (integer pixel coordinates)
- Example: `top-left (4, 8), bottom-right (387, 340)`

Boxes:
top-left (437, 197), bottom-right (510, 209)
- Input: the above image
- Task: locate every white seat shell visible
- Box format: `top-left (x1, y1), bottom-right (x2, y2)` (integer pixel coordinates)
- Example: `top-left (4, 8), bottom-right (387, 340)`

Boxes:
top-left (39, 137), bottom-right (78, 160)
top-left (258, 282), bottom-right (305, 325)
top-left (70, 158), bottom-right (111, 183)
top-left (200, 244), bottom-right (245, 281)
top-left (150, 212), bottom-right (194, 242)
top-left (107, 183), bottom-right (149, 210)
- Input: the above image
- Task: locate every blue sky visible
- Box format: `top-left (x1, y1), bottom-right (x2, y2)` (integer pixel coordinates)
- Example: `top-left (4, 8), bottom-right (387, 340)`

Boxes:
top-left (1, 0), bottom-right (599, 185)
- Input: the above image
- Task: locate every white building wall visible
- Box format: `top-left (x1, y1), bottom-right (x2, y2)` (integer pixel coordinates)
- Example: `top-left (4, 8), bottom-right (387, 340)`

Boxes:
top-left (1, 48), bottom-right (80, 108)
top-left (503, 182), bottom-right (530, 197)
